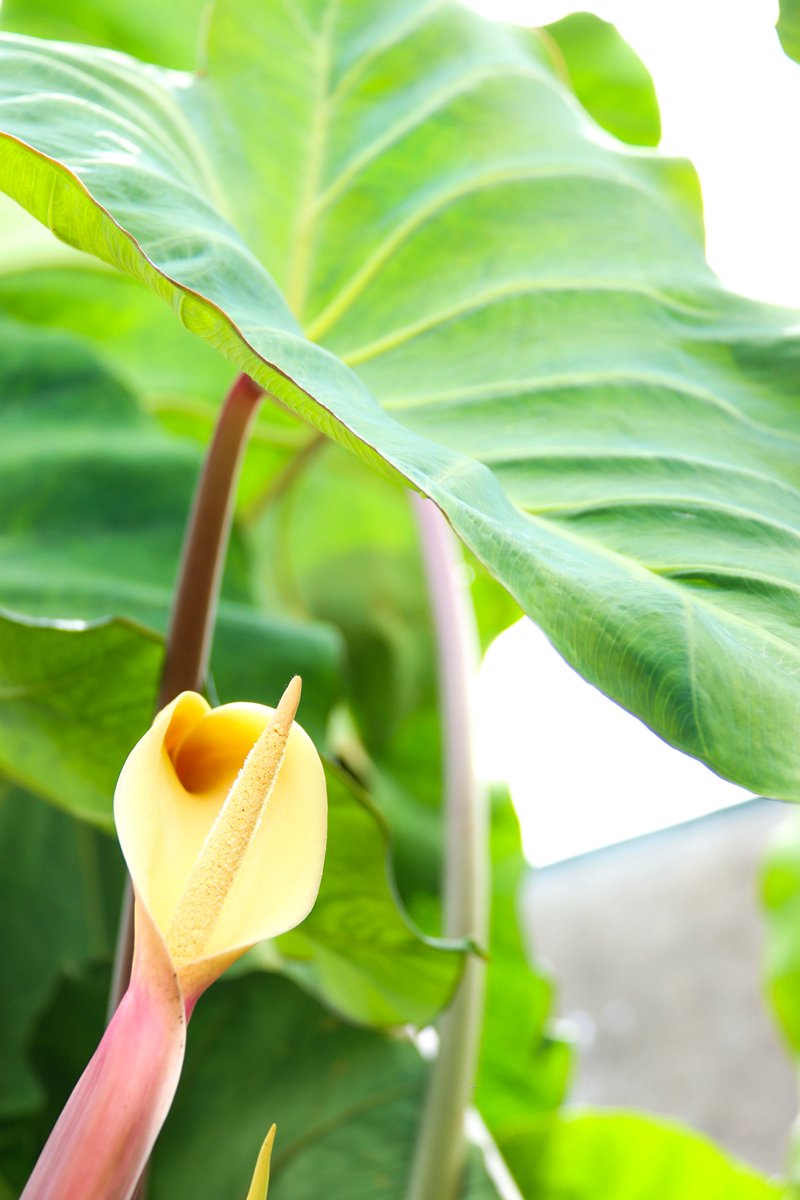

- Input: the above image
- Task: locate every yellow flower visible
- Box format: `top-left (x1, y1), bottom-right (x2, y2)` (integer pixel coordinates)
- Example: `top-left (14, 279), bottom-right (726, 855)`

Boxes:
top-left (116, 676), bottom-right (327, 1001)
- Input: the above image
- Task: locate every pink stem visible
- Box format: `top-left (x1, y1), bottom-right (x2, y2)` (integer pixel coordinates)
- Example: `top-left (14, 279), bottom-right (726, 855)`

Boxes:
top-left (23, 915), bottom-right (186, 1200)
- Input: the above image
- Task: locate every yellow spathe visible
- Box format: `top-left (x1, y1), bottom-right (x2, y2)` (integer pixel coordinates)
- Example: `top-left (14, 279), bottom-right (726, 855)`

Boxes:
top-left (115, 682), bottom-right (327, 996)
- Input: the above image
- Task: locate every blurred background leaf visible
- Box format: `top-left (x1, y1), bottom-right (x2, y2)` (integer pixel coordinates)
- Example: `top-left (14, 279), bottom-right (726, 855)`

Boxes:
top-left (541, 11), bottom-right (661, 146)
top-left (0, 611), bottom-right (159, 825)
top-left (153, 972), bottom-right (429, 1200)
top-left (476, 794), bottom-right (570, 1154)
top-left (0, 0), bottom-right (205, 67)
top-left (0, 787), bottom-right (123, 1125)
top-left (778, 0), bottom-right (800, 64)
top-left (760, 809), bottom-right (800, 1055)
top-left (0, 251), bottom-right (235, 410)
top-left (502, 1110), bottom-right (785, 1199)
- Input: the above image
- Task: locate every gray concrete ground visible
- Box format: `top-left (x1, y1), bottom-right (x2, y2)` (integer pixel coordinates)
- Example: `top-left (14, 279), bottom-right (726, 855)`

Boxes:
top-left (526, 799), bottom-right (798, 1173)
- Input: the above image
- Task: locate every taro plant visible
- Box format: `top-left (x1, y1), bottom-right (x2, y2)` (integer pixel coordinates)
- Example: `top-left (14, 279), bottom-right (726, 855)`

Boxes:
top-left (1, 1), bottom-right (800, 1198)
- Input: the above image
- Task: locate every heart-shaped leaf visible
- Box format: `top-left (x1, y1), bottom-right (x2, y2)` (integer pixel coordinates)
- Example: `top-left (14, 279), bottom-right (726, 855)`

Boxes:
top-left (2, 6), bottom-right (800, 806)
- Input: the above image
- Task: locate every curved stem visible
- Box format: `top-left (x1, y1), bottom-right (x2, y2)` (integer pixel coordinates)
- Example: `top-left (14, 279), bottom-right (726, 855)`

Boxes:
top-left (406, 496), bottom-right (488, 1200)
top-left (157, 372), bottom-right (265, 707)
top-left (107, 371), bottom-right (264, 1015)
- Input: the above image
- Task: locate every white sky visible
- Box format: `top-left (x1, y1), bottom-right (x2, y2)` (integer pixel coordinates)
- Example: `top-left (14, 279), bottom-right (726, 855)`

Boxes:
top-left (469, 0), bottom-right (800, 864)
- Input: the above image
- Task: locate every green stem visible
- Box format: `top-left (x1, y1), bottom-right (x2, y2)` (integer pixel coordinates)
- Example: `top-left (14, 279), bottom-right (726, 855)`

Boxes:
top-left (406, 496), bottom-right (488, 1200)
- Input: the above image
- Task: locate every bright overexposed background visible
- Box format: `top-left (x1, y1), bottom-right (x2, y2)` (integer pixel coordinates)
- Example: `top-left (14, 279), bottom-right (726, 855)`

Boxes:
top-left (469, 0), bottom-right (800, 865)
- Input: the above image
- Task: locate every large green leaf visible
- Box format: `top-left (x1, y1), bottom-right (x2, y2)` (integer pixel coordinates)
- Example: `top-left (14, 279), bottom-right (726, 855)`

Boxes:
top-left (503, 1110), bottom-right (784, 1199)
top-left (2, 10), bottom-right (800, 801)
top-left (778, 0), bottom-right (800, 63)
top-left (542, 12), bottom-right (661, 147)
